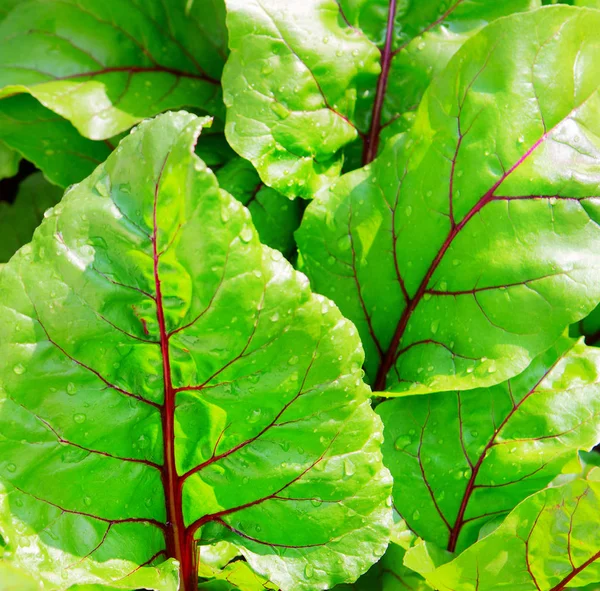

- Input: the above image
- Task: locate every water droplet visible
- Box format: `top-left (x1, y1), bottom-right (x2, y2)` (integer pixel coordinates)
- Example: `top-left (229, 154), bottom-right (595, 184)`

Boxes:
top-left (311, 498), bottom-right (323, 507)
top-left (322, 36), bottom-right (330, 44)
top-left (288, 355), bottom-right (299, 365)
top-left (517, 135), bottom-right (525, 144)
top-left (305, 564), bottom-right (315, 578)
top-left (73, 413), bottom-right (87, 424)
top-left (240, 227), bottom-right (253, 243)
top-left (405, 205), bottom-right (412, 217)
top-left (430, 320), bottom-right (439, 334)
top-left (67, 382), bottom-right (77, 396)
top-left (394, 435), bottom-right (411, 451)
top-left (270, 102), bottom-right (290, 119)
top-left (412, 509), bottom-right (421, 520)
top-left (248, 409), bottom-right (262, 423)
top-left (13, 364), bottom-right (25, 375)
top-left (83, 496), bottom-right (92, 507)
top-left (344, 458), bottom-right (355, 477)
top-left (270, 312), bottom-right (280, 322)
top-left (6, 463), bottom-right (16, 473)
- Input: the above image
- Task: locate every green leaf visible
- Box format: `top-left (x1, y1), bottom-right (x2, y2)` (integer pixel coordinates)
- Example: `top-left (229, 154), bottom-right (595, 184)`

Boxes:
top-left (0, 95), bottom-right (113, 188)
top-left (0, 172), bottom-right (63, 263)
top-left (0, 0), bottom-right (227, 140)
top-left (340, 0), bottom-right (540, 164)
top-left (333, 543), bottom-right (431, 591)
top-left (572, 303), bottom-right (600, 346)
top-left (377, 337), bottom-right (600, 553)
top-left (0, 111), bottom-right (392, 591)
top-left (216, 158), bottom-right (304, 258)
top-left (423, 479), bottom-right (600, 591)
top-left (222, 0), bottom-right (380, 198)
top-left (297, 5), bottom-right (600, 394)
top-left (0, 141), bottom-right (19, 180)
top-left (0, 561), bottom-right (41, 591)
top-left (198, 560), bottom-right (278, 591)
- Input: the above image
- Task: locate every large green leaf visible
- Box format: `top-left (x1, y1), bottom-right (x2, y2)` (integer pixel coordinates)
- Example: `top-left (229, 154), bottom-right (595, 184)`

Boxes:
top-left (0, 95), bottom-right (113, 188)
top-left (222, 0), bottom-right (380, 198)
top-left (216, 158), bottom-right (303, 258)
top-left (297, 5), bottom-right (600, 394)
top-left (423, 479), bottom-right (600, 591)
top-left (0, 0), bottom-right (226, 140)
top-left (0, 111), bottom-right (391, 591)
top-left (339, 0), bottom-right (540, 165)
top-left (0, 172), bottom-right (63, 262)
top-left (377, 337), bottom-right (600, 553)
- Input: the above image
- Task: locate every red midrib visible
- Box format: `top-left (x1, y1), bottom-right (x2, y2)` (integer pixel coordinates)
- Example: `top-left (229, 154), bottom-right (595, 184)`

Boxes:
top-left (362, 0), bottom-right (397, 165)
top-left (151, 161), bottom-right (194, 590)
top-left (549, 550), bottom-right (600, 591)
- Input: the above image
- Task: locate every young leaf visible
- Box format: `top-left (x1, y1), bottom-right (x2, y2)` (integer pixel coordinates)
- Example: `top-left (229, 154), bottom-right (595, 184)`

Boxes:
top-left (0, 111), bottom-right (392, 591)
top-left (297, 5), bottom-right (600, 394)
top-left (377, 337), bottom-right (600, 553)
top-left (216, 158), bottom-right (304, 258)
top-left (340, 0), bottom-right (540, 163)
top-left (222, 0), bottom-right (380, 198)
top-left (0, 172), bottom-right (62, 262)
top-left (423, 479), bottom-right (600, 591)
top-left (198, 560), bottom-right (278, 591)
top-left (0, 95), bottom-right (113, 188)
top-left (0, 561), bottom-right (40, 591)
top-left (0, 141), bottom-right (19, 180)
top-left (0, 0), bottom-right (227, 140)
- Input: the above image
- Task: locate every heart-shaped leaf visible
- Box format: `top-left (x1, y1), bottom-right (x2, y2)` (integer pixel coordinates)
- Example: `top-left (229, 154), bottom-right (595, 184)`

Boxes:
top-left (378, 337), bottom-right (600, 553)
top-left (0, 111), bottom-right (391, 591)
top-left (297, 5), bottom-right (600, 394)
top-left (422, 479), bottom-right (600, 591)
top-left (0, 0), bottom-right (227, 140)
top-left (0, 172), bottom-right (62, 263)
top-left (216, 158), bottom-right (303, 258)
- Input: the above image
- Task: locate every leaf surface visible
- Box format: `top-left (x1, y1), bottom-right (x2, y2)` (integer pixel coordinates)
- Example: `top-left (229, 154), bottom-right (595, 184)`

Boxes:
top-left (0, 0), bottom-right (226, 139)
top-left (297, 6), bottom-right (600, 394)
top-left (0, 141), bottom-right (19, 180)
top-left (378, 338), bottom-right (600, 553)
top-left (0, 172), bottom-right (62, 262)
top-left (424, 479), bottom-right (600, 591)
top-left (222, 0), bottom-right (380, 198)
top-left (0, 111), bottom-right (391, 591)
top-left (216, 158), bottom-right (303, 258)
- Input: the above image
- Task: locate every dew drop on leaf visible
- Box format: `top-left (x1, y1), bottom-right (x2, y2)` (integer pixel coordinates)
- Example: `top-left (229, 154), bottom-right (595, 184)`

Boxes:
top-left (13, 364), bottom-right (25, 375)
top-left (73, 413), bottom-right (86, 424)
top-left (66, 382), bottom-right (77, 396)
top-left (394, 435), bottom-right (411, 451)
top-left (344, 458), bottom-right (355, 477)
top-left (305, 564), bottom-right (315, 578)
top-left (6, 463), bottom-right (16, 473)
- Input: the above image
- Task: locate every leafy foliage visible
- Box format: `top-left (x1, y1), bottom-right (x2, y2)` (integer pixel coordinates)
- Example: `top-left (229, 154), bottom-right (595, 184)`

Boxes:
top-left (298, 6), bottom-right (600, 394)
top-left (1, 1), bottom-right (600, 590)
top-left (0, 112), bottom-right (391, 591)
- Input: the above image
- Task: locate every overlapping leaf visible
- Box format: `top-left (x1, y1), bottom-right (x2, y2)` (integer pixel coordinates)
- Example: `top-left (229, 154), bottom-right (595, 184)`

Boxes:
top-left (0, 111), bottom-right (391, 591)
top-left (0, 0), bottom-right (226, 140)
top-left (216, 158), bottom-right (303, 258)
top-left (0, 172), bottom-right (62, 262)
top-left (423, 479), bottom-right (600, 590)
top-left (298, 6), bottom-right (600, 394)
top-left (0, 141), bottom-right (18, 180)
top-left (378, 338), bottom-right (600, 554)
top-left (222, 0), bottom-right (380, 198)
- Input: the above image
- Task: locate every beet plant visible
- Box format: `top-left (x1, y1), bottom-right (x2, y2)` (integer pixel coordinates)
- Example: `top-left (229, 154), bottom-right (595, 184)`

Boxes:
top-left (0, 1), bottom-right (600, 591)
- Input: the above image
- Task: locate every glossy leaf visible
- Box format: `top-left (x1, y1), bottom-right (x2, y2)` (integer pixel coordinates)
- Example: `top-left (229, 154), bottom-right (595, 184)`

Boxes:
top-left (424, 479), bottom-right (600, 591)
top-left (198, 560), bottom-right (278, 591)
top-left (0, 561), bottom-right (40, 591)
top-left (0, 0), bottom-right (226, 140)
top-left (0, 95), bottom-right (113, 188)
top-left (0, 172), bottom-right (62, 262)
top-left (378, 337), bottom-right (600, 553)
top-left (0, 111), bottom-right (391, 591)
top-left (222, 0), bottom-right (380, 198)
top-left (340, 0), bottom-right (540, 164)
top-left (216, 158), bottom-right (304, 258)
top-left (297, 6), bottom-right (600, 394)
top-left (0, 141), bottom-right (19, 180)
top-left (333, 543), bottom-right (431, 591)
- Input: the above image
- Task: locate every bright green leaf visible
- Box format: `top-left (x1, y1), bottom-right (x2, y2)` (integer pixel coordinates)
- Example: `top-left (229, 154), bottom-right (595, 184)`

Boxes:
top-left (216, 157), bottom-right (304, 258)
top-left (0, 172), bottom-right (63, 263)
top-left (0, 0), bottom-right (226, 140)
top-left (0, 95), bottom-right (113, 188)
top-left (198, 560), bottom-right (278, 591)
top-left (378, 337), bottom-right (600, 553)
top-left (340, 0), bottom-right (540, 165)
top-left (0, 141), bottom-right (19, 180)
top-left (0, 111), bottom-right (391, 591)
top-left (222, 0), bottom-right (380, 198)
top-left (424, 479), bottom-right (600, 591)
top-left (297, 6), bottom-right (600, 394)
